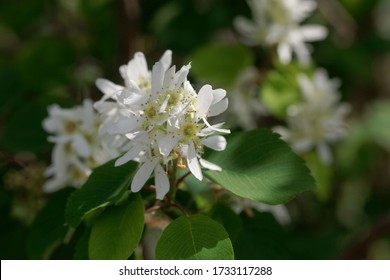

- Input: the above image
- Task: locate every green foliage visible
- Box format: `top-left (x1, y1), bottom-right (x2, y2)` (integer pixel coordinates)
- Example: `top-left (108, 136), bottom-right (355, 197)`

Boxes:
top-left (234, 211), bottom-right (289, 259)
top-left (15, 36), bottom-right (76, 91)
top-left (27, 189), bottom-right (73, 259)
top-left (303, 152), bottom-right (332, 202)
top-left (190, 44), bottom-right (254, 87)
top-left (156, 214), bottom-right (234, 260)
top-left (260, 70), bottom-right (300, 119)
top-left (88, 194), bottom-right (144, 260)
top-left (210, 204), bottom-right (243, 243)
top-left (364, 100), bottom-right (390, 152)
top-left (1, 103), bottom-right (48, 153)
top-left (73, 229), bottom-right (90, 260)
top-left (65, 159), bottom-right (138, 228)
top-left (205, 129), bottom-right (316, 204)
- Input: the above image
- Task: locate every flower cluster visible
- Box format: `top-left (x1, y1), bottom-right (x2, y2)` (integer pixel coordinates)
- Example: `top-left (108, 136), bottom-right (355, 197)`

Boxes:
top-left (42, 99), bottom-right (118, 192)
top-left (95, 51), bottom-right (229, 199)
top-left (274, 69), bottom-right (350, 164)
top-left (234, 0), bottom-right (327, 65)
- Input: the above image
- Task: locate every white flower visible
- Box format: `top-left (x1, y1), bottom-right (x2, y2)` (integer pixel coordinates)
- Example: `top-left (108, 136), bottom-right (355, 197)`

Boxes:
top-left (95, 51), bottom-right (230, 199)
top-left (94, 51), bottom-right (172, 152)
top-left (274, 69), bottom-right (350, 164)
top-left (42, 99), bottom-right (116, 192)
top-left (234, 0), bottom-right (327, 65)
top-left (229, 196), bottom-right (291, 226)
top-left (227, 67), bottom-right (267, 129)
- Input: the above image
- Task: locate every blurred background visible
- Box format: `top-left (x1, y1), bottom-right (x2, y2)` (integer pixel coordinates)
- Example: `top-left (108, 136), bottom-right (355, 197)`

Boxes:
top-left (0, 0), bottom-right (389, 259)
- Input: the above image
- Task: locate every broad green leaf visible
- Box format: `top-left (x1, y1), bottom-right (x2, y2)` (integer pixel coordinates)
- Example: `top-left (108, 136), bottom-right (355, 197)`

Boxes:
top-left (88, 194), bottom-right (144, 260)
top-left (65, 159), bottom-right (137, 228)
top-left (27, 189), bottom-right (73, 259)
top-left (156, 214), bottom-right (234, 260)
top-left (73, 229), bottom-right (90, 260)
top-left (190, 44), bottom-right (254, 87)
top-left (204, 129), bottom-right (315, 204)
top-left (234, 211), bottom-right (289, 259)
top-left (260, 70), bottom-right (300, 119)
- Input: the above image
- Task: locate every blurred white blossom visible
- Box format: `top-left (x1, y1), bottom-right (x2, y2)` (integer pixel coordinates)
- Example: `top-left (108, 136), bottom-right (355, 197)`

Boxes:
top-left (95, 51), bottom-right (230, 199)
top-left (42, 99), bottom-right (117, 192)
top-left (230, 196), bottom-right (291, 226)
top-left (227, 67), bottom-right (267, 129)
top-left (234, 0), bottom-right (327, 65)
top-left (274, 69), bottom-right (350, 164)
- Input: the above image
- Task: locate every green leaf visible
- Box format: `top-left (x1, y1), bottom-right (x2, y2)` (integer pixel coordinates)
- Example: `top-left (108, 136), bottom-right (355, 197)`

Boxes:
top-left (65, 158), bottom-right (137, 228)
top-left (156, 214), bottom-right (234, 260)
top-left (73, 229), bottom-right (90, 260)
top-left (260, 70), bottom-right (300, 119)
top-left (190, 44), bottom-right (254, 87)
top-left (234, 211), bottom-right (289, 259)
top-left (204, 129), bottom-right (315, 204)
top-left (88, 194), bottom-right (144, 260)
top-left (27, 189), bottom-right (73, 259)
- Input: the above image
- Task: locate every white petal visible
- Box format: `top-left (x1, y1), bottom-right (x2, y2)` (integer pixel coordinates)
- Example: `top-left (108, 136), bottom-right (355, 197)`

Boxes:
top-left (199, 158), bottom-right (222, 172)
top-left (211, 88), bottom-right (227, 105)
top-left (163, 65), bottom-right (176, 89)
top-left (297, 74), bottom-right (315, 101)
top-left (118, 89), bottom-right (148, 106)
top-left (202, 117), bottom-right (230, 134)
top-left (195, 85), bottom-right (213, 119)
top-left (293, 138), bottom-right (313, 153)
top-left (43, 176), bottom-right (68, 193)
top-left (158, 135), bottom-right (179, 156)
top-left (107, 118), bottom-right (139, 134)
top-left (201, 135), bottom-right (227, 151)
top-left (173, 64), bottom-right (191, 90)
top-left (187, 142), bottom-right (203, 181)
top-left (293, 42), bottom-right (311, 66)
top-left (300, 25), bottom-right (328, 42)
top-left (208, 98), bottom-right (228, 117)
top-left (115, 145), bottom-right (144, 166)
top-left (72, 134), bottom-right (91, 157)
top-left (52, 144), bottom-right (68, 172)
top-left (317, 143), bottom-right (333, 165)
top-left (272, 126), bottom-right (291, 141)
top-left (159, 94), bottom-right (170, 113)
top-left (131, 160), bottom-right (157, 193)
top-left (95, 78), bottom-right (123, 97)
top-left (277, 43), bottom-right (292, 64)
top-left (160, 50), bottom-right (172, 72)
top-left (199, 122), bottom-right (225, 135)
top-left (151, 62), bottom-right (164, 98)
top-left (133, 52), bottom-right (149, 77)
top-left (154, 164), bottom-right (170, 200)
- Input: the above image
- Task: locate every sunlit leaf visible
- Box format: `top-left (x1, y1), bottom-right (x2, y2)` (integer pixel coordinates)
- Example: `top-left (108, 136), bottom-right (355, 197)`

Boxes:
top-left (65, 159), bottom-right (137, 228)
top-left (205, 129), bottom-right (316, 204)
top-left (88, 194), bottom-right (144, 260)
top-left (156, 214), bottom-right (234, 260)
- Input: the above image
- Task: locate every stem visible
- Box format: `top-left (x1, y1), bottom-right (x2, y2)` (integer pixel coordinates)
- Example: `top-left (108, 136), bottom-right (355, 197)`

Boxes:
top-left (175, 171), bottom-right (191, 188)
top-left (167, 159), bottom-right (178, 200)
top-left (169, 201), bottom-right (189, 216)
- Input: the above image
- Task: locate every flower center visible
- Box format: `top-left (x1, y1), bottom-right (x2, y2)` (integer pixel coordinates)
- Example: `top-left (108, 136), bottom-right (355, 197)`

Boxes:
top-left (145, 105), bottom-right (158, 120)
top-left (182, 123), bottom-right (197, 138)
